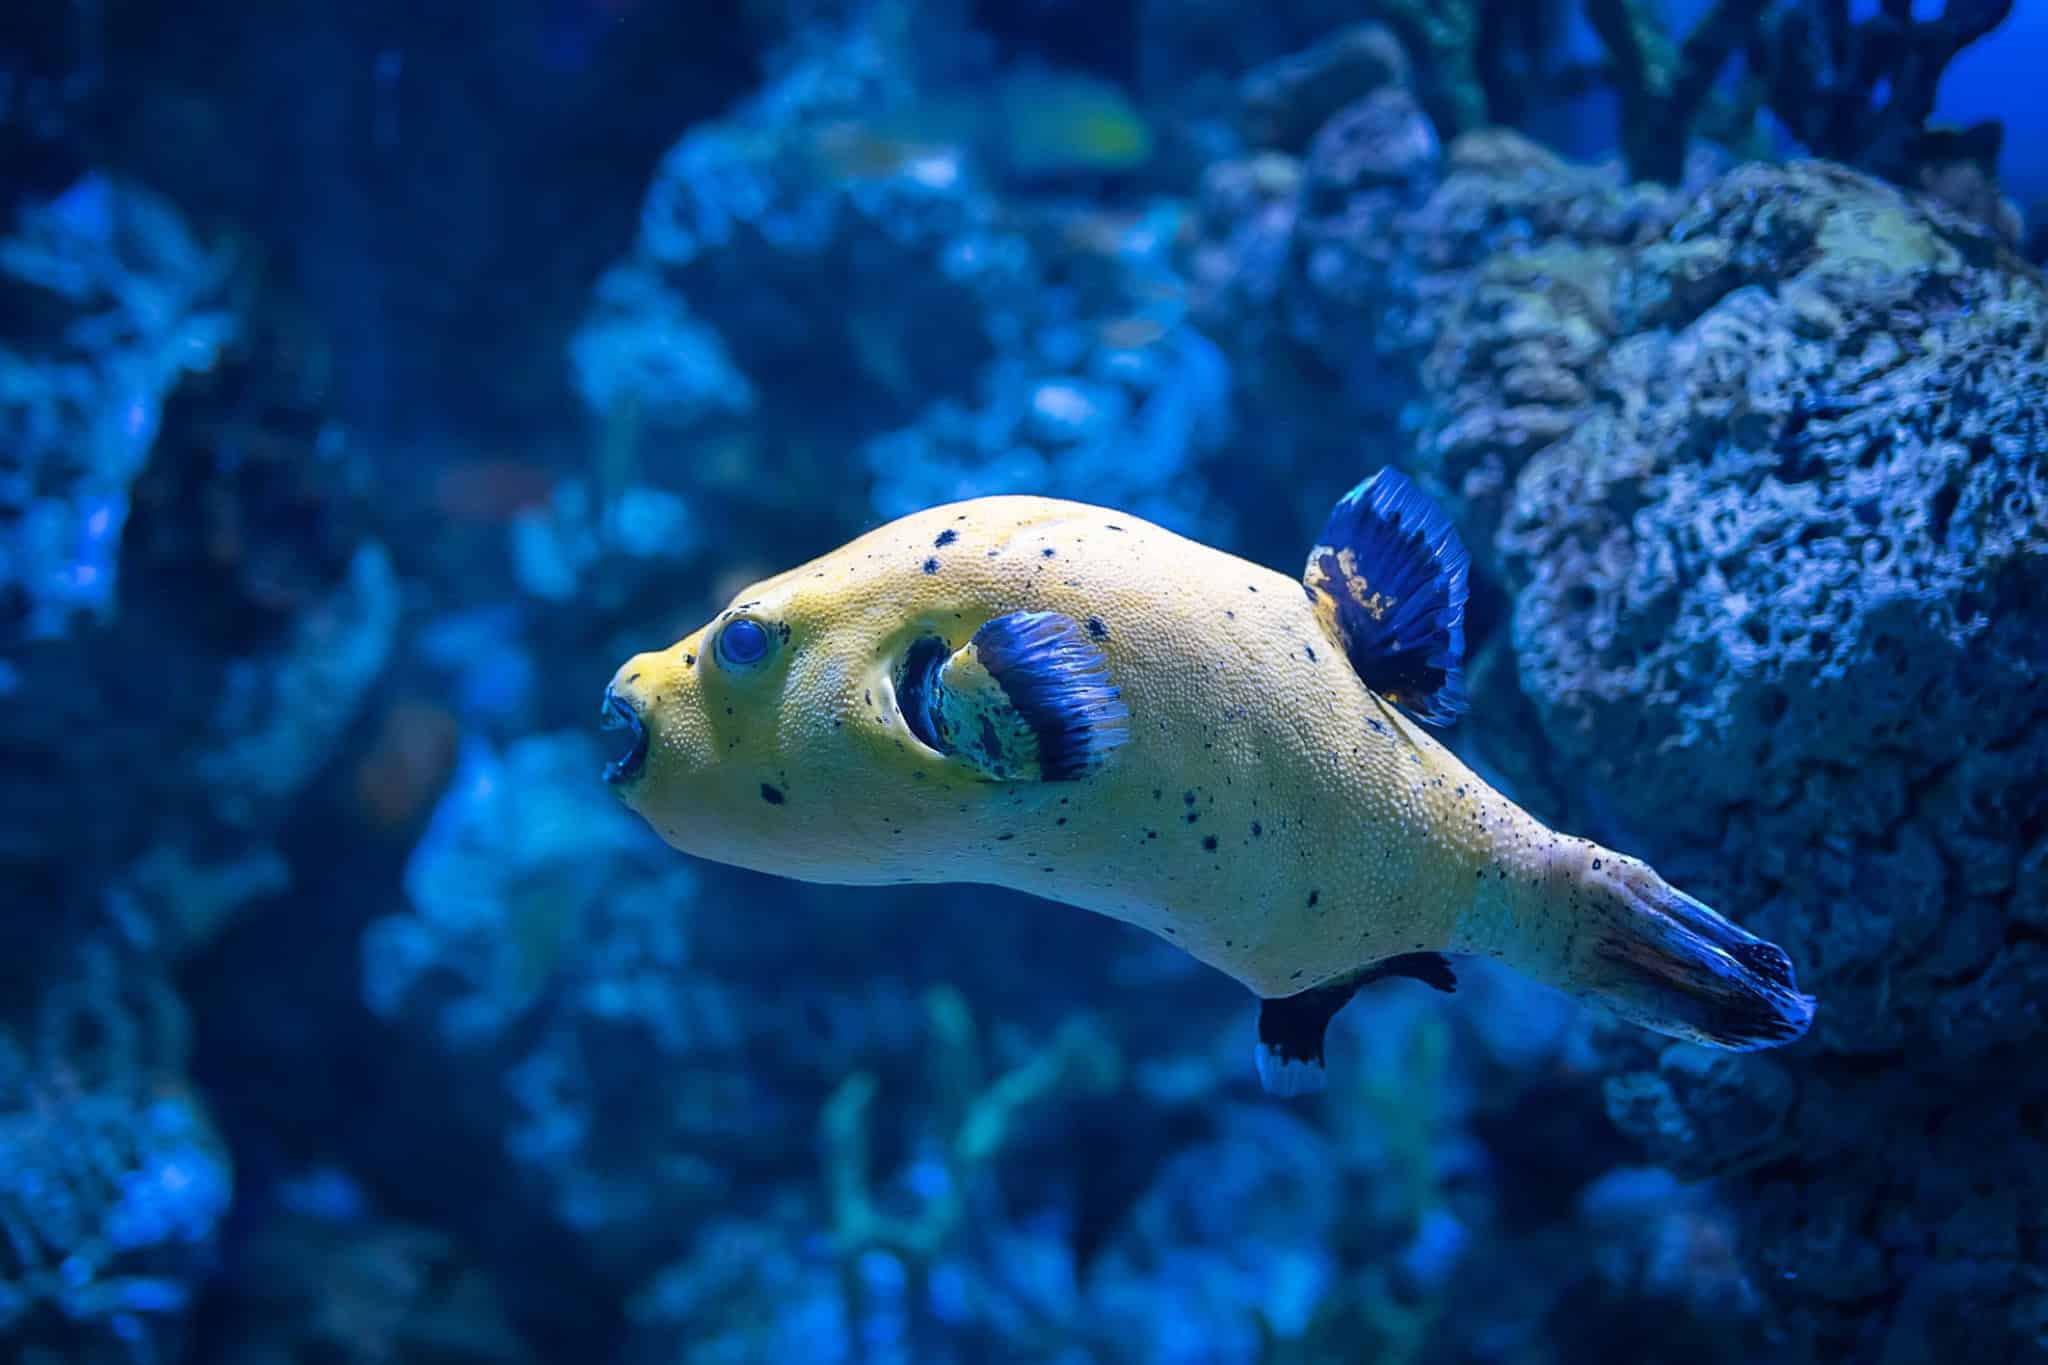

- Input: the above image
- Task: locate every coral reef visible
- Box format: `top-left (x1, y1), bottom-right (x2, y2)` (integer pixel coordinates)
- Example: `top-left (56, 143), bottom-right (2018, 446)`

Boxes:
top-left (863, 199), bottom-right (1236, 538)
top-left (574, 2), bottom-right (1237, 548)
top-left (1500, 161), bottom-right (2048, 1359)
top-left (1197, 49), bottom-right (2048, 1351)
top-left (567, 6), bottom-right (1032, 527)
top-left (0, 942), bottom-right (232, 1357)
top-left (4, 2), bottom-right (2043, 1362)
top-left (0, 175), bottom-right (235, 646)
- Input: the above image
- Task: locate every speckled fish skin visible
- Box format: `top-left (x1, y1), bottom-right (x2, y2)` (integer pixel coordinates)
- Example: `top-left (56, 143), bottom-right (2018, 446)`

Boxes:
top-left (604, 493), bottom-right (1693, 1011)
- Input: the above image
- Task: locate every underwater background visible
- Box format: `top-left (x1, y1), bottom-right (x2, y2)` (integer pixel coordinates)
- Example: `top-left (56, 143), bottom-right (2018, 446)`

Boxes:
top-left (4, 0), bottom-right (2047, 1361)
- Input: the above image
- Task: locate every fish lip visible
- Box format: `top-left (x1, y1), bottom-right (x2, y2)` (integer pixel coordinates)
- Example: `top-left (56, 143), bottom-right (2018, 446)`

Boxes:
top-left (600, 687), bottom-right (649, 786)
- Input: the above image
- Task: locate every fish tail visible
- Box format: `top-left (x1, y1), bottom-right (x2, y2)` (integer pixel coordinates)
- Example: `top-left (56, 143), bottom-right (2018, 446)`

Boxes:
top-left (1554, 852), bottom-right (1814, 1051)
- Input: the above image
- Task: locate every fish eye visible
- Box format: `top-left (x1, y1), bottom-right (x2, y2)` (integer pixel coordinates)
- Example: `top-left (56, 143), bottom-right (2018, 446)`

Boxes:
top-left (716, 617), bottom-right (772, 669)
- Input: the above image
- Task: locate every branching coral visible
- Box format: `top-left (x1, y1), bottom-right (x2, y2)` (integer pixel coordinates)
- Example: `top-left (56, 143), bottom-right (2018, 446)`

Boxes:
top-left (820, 986), bottom-right (1119, 1264)
top-left (1585, 0), bottom-right (1772, 184)
top-left (1748, 0), bottom-right (2015, 187)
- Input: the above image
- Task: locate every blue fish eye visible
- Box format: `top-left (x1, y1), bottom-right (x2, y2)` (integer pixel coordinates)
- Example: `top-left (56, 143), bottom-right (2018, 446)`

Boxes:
top-left (717, 618), bottom-right (771, 667)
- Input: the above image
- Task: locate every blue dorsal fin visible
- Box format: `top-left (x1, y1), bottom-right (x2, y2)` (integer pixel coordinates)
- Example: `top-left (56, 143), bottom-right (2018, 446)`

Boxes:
top-left (1303, 468), bottom-right (1471, 726)
top-left (900, 611), bottom-right (1130, 781)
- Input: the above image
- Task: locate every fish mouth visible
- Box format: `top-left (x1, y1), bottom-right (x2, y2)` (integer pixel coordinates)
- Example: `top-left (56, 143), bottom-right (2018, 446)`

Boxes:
top-left (600, 686), bottom-right (649, 786)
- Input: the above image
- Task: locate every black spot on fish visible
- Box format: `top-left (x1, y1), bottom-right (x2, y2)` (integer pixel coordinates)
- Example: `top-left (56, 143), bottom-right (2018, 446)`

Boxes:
top-left (922, 557), bottom-right (940, 575)
top-left (1304, 644), bottom-right (1317, 662)
top-left (1184, 812), bottom-right (1200, 825)
top-left (1592, 858), bottom-right (1603, 869)
top-left (934, 528), bottom-right (958, 548)
top-left (1251, 821), bottom-right (1263, 837)
top-left (1183, 791), bottom-right (1196, 805)
top-left (1247, 584), bottom-right (1258, 593)
top-left (997, 833), bottom-right (1016, 841)
top-left (1106, 523), bottom-right (1126, 532)
top-left (760, 784), bottom-right (785, 805)
top-left (1056, 817), bottom-right (1067, 826)
top-left (1225, 609), bottom-right (1236, 620)
top-left (1086, 617), bottom-right (1109, 640)
top-left (1041, 546), bottom-right (1057, 558)
top-left (1153, 788), bottom-right (1163, 800)
top-left (1202, 835), bottom-right (1218, 851)
top-left (724, 706), bottom-right (734, 716)
top-left (1307, 890), bottom-right (1320, 907)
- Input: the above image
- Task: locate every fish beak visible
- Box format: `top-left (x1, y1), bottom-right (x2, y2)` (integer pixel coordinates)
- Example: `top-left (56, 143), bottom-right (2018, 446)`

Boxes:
top-left (600, 685), bottom-right (649, 786)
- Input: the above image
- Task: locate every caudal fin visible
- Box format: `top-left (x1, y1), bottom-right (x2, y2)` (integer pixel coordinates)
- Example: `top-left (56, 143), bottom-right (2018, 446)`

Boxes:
top-left (1569, 857), bottom-right (1814, 1051)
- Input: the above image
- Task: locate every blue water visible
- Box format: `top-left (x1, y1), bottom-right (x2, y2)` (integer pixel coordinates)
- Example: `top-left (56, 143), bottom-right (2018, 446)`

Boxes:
top-left (3, 3), bottom-right (2045, 1362)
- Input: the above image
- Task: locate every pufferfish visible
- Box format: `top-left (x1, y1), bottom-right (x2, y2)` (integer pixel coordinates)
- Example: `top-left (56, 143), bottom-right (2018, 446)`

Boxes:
top-left (602, 471), bottom-right (1814, 1094)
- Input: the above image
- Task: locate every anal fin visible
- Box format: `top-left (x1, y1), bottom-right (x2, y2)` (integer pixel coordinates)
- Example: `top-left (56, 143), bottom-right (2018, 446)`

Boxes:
top-left (1256, 980), bottom-right (1358, 1097)
top-left (1254, 953), bottom-right (1458, 1097)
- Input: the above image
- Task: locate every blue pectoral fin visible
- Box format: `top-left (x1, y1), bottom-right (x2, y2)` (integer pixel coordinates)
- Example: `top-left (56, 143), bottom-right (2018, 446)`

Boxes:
top-left (902, 611), bottom-right (1130, 781)
top-left (1304, 467), bottom-right (1471, 726)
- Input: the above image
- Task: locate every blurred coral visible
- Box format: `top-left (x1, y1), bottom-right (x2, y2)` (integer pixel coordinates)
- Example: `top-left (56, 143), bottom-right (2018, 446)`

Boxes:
top-left (0, 175), bottom-right (234, 646)
top-left (0, 943), bottom-right (232, 1353)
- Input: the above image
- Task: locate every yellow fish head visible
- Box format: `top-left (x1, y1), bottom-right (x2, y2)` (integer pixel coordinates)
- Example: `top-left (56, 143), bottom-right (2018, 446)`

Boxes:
top-left (600, 526), bottom-right (1010, 883)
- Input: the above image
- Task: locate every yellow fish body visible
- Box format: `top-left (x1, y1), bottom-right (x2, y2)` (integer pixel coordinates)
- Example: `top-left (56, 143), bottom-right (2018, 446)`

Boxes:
top-left (604, 473), bottom-right (1813, 1093)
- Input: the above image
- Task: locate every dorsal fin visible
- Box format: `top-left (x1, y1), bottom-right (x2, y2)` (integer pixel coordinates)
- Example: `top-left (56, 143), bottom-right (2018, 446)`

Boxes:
top-left (1303, 468), bottom-right (1470, 726)
top-left (900, 611), bottom-right (1129, 781)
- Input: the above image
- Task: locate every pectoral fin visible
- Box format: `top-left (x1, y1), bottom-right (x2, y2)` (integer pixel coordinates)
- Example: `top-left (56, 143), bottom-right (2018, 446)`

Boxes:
top-left (899, 611), bottom-right (1129, 781)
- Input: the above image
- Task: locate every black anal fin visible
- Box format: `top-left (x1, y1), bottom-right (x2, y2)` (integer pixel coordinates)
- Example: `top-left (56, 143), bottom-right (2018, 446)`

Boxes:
top-left (1255, 953), bottom-right (1459, 1097)
top-left (1303, 467), bottom-right (1471, 726)
top-left (1255, 980), bottom-right (1360, 1097)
